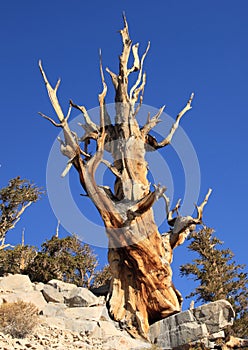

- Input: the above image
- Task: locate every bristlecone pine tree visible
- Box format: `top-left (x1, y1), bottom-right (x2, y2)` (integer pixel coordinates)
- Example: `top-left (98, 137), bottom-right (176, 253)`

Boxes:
top-left (39, 16), bottom-right (212, 339)
top-left (180, 227), bottom-right (248, 338)
top-left (0, 244), bottom-right (37, 275)
top-left (27, 235), bottom-right (97, 287)
top-left (0, 177), bottom-right (42, 250)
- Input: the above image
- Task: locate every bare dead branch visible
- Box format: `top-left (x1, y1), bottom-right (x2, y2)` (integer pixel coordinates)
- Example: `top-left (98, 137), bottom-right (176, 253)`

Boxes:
top-left (3, 202), bottom-right (33, 236)
top-left (70, 100), bottom-right (99, 133)
top-left (127, 43), bottom-right (140, 75)
top-left (65, 104), bottom-right (72, 122)
top-left (156, 93), bottom-right (194, 148)
top-left (133, 88), bottom-right (144, 117)
top-left (127, 184), bottom-right (166, 221)
top-left (0, 243), bottom-right (15, 251)
top-left (195, 188), bottom-right (212, 222)
top-left (87, 131), bottom-right (107, 176)
top-left (98, 49), bottom-right (111, 129)
top-left (159, 191), bottom-right (170, 220)
top-left (132, 72), bottom-right (146, 107)
top-left (61, 161), bottom-right (73, 178)
top-left (39, 60), bottom-right (65, 122)
top-left (106, 67), bottom-right (118, 90)
top-left (141, 105), bottom-right (165, 136)
top-left (154, 185), bottom-right (181, 224)
top-left (79, 129), bottom-right (98, 141)
top-left (38, 112), bottom-right (62, 127)
top-left (99, 49), bottom-right (107, 101)
top-left (129, 41), bottom-right (150, 102)
top-left (119, 13), bottom-right (132, 76)
top-left (39, 61), bottom-right (81, 163)
top-left (101, 159), bottom-right (122, 179)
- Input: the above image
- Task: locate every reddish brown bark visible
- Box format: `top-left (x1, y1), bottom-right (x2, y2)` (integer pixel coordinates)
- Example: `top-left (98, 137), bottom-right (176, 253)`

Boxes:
top-left (39, 16), bottom-right (210, 339)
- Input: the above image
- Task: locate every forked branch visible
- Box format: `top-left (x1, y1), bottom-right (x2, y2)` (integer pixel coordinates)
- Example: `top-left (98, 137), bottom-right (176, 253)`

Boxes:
top-left (70, 100), bottom-right (99, 134)
top-left (145, 93), bottom-right (194, 150)
top-left (39, 60), bottom-right (65, 123)
top-left (141, 105), bottom-right (165, 136)
top-left (127, 184), bottom-right (166, 221)
top-left (129, 41), bottom-right (150, 103)
top-left (194, 188), bottom-right (212, 222)
top-left (162, 188), bottom-right (212, 229)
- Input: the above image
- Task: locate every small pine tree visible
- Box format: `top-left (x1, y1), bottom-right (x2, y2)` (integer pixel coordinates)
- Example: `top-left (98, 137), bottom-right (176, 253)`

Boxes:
top-left (0, 244), bottom-right (37, 275)
top-left (27, 235), bottom-right (98, 287)
top-left (180, 227), bottom-right (248, 338)
top-left (0, 177), bottom-right (43, 247)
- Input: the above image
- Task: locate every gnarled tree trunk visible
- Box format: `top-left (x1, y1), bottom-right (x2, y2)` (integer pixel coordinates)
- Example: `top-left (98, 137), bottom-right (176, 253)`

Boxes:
top-left (39, 16), bottom-right (211, 339)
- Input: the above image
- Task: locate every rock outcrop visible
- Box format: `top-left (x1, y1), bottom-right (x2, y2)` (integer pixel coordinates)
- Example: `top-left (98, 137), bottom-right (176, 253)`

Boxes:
top-left (0, 274), bottom-right (151, 350)
top-left (149, 300), bottom-right (235, 349)
top-left (0, 274), bottom-right (246, 350)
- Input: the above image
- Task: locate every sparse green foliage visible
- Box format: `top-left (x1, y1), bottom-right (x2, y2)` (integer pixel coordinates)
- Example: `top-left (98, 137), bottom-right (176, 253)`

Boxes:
top-left (0, 300), bottom-right (38, 338)
top-left (0, 177), bottom-right (43, 247)
top-left (91, 264), bottom-right (111, 289)
top-left (0, 244), bottom-right (37, 275)
top-left (27, 235), bottom-right (98, 287)
top-left (180, 227), bottom-right (248, 338)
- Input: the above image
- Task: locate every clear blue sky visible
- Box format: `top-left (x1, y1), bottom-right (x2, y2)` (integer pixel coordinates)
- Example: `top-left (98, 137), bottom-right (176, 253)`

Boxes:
top-left (0, 1), bottom-right (247, 307)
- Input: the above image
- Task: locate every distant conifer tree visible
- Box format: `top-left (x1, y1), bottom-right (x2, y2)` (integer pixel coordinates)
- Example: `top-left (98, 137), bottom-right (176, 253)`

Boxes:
top-left (0, 244), bottom-right (37, 275)
top-left (180, 227), bottom-right (248, 338)
top-left (0, 177), bottom-right (43, 248)
top-left (27, 235), bottom-right (98, 287)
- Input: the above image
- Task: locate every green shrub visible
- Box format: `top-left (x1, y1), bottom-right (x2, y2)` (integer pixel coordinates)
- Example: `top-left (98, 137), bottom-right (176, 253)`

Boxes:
top-left (0, 300), bottom-right (38, 338)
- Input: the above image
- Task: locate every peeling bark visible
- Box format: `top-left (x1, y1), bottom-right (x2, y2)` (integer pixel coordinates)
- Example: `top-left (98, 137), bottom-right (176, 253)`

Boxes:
top-left (39, 16), bottom-right (211, 340)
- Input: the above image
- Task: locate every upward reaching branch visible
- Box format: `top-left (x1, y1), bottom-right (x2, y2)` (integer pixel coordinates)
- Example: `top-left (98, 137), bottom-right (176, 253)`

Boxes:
top-left (195, 188), bottom-right (212, 222)
top-left (39, 16), bottom-right (212, 340)
top-left (145, 93), bottom-right (194, 150)
top-left (39, 60), bottom-right (64, 123)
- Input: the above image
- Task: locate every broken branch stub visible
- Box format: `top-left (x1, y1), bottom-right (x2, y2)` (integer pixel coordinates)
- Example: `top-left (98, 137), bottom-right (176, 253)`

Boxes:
top-left (39, 17), bottom-right (211, 340)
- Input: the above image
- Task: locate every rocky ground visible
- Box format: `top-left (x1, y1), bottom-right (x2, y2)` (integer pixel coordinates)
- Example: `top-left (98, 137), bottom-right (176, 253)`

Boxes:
top-left (0, 274), bottom-right (247, 350)
top-left (0, 322), bottom-right (152, 350)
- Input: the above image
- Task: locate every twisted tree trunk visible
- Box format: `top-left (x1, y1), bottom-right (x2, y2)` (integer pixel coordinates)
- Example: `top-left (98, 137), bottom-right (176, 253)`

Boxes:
top-left (39, 16), bottom-right (210, 339)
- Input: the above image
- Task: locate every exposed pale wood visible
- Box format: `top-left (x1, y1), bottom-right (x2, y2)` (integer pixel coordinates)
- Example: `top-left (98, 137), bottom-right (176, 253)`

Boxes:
top-left (161, 189), bottom-right (212, 263)
top-left (128, 43), bottom-right (140, 75)
top-left (39, 17), bottom-right (211, 340)
top-left (129, 41), bottom-right (150, 103)
top-left (141, 105), bottom-right (165, 137)
top-left (70, 100), bottom-right (99, 133)
top-left (195, 188), bottom-right (212, 221)
top-left (145, 93), bottom-right (194, 150)
top-left (98, 49), bottom-right (111, 128)
top-left (39, 60), bottom-right (64, 122)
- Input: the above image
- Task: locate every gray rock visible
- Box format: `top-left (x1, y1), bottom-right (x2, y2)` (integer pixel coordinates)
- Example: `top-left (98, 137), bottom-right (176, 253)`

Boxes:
top-left (47, 279), bottom-right (77, 298)
top-left (64, 318), bottom-right (99, 334)
top-left (97, 320), bottom-right (124, 337)
top-left (149, 300), bottom-right (234, 349)
top-left (0, 290), bottom-right (47, 311)
top-left (65, 287), bottom-right (99, 307)
top-left (41, 302), bottom-right (67, 317)
top-left (42, 284), bottom-right (64, 303)
top-left (62, 305), bottom-right (110, 321)
top-left (90, 282), bottom-right (110, 297)
top-left (40, 314), bottom-right (100, 336)
top-left (193, 299), bottom-right (235, 333)
top-left (0, 274), bottom-right (33, 292)
top-left (39, 315), bottom-right (66, 330)
top-left (101, 335), bottom-right (151, 350)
